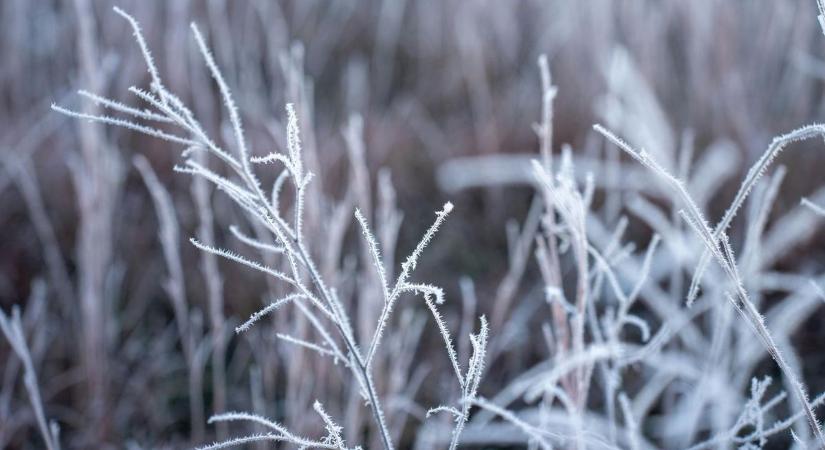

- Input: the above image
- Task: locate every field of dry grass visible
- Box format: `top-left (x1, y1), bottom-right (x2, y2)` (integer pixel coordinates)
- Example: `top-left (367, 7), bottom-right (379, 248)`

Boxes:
top-left (3, 1), bottom-right (825, 448)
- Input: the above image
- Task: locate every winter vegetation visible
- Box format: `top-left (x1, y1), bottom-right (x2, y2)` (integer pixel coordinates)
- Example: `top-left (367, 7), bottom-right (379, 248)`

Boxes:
top-left (3, 0), bottom-right (825, 449)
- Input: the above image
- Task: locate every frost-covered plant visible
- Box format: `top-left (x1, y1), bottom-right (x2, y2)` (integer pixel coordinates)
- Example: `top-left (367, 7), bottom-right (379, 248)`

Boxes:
top-left (430, 21), bottom-right (825, 446)
top-left (0, 285), bottom-right (61, 450)
top-left (54, 7), bottom-right (487, 450)
top-left (686, 377), bottom-right (825, 450)
top-left (203, 403), bottom-right (356, 450)
top-left (425, 315), bottom-right (489, 450)
top-left (593, 123), bottom-right (825, 447)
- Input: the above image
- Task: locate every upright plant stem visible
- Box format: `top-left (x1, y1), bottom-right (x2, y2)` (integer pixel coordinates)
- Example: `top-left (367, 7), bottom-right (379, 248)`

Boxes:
top-left (296, 243), bottom-right (394, 450)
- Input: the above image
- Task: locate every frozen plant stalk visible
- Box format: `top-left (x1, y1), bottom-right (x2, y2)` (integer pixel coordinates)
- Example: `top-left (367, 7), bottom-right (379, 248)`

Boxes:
top-left (54, 8), bottom-right (486, 450)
